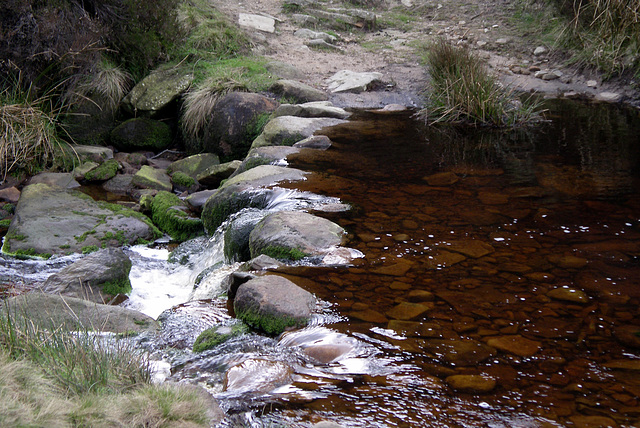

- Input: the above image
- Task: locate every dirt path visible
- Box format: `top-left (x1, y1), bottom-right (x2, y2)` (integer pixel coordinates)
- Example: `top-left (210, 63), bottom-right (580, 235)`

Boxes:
top-left (213, 0), bottom-right (637, 108)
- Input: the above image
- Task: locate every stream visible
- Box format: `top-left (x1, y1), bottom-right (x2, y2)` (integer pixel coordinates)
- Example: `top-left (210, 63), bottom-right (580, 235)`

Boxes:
top-left (1, 98), bottom-right (640, 427)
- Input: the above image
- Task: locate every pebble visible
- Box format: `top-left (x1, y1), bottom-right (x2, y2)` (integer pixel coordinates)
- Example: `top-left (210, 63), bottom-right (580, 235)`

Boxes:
top-left (486, 335), bottom-right (541, 357)
top-left (496, 38), bottom-right (509, 44)
top-left (547, 287), bottom-right (589, 303)
top-left (533, 46), bottom-right (547, 56)
top-left (595, 92), bottom-right (622, 102)
top-left (445, 374), bottom-right (497, 393)
top-left (586, 80), bottom-right (598, 88)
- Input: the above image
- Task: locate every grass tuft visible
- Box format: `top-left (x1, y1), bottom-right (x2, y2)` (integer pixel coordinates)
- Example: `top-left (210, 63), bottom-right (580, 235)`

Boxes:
top-left (77, 59), bottom-right (132, 110)
top-left (419, 39), bottom-right (540, 127)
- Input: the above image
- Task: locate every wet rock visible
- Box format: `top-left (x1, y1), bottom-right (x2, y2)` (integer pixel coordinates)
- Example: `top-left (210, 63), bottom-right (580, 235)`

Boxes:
top-left (423, 339), bottom-right (497, 366)
top-left (240, 254), bottom-right (284, 272)
top-left (167, 153), bottom-right (220, 178)
top-left (197, 160), bottom-right (243, 187)
top-left (389, 281), bottom-right (411, 290)
top-left (547, 286), bottom-right (589, 303)
top-left (385, 302), bottom-right (434, 320)
top-left (103, 174), bottom-right (134, 195)
top-left (294, 135), bottom-right (333, 150)
top-left (312, 421), bottom-right (345, 428)
top-left (234, 275), bottom-right (315, 334)
top-left (157, 300), bottom-right (231, 349)
top-left (548, 254), bottom-right (588, 269)
top-left (478, 191), bottom-right (509, 205)
top-left (1, 292), bottom-right (158, 334)
top-left (185, 189), bottom-right (217, 212)
top-left (232, 146), bottom-right (300, 177)
top-left (407, 290), bottom-right (435, 302)
top-left (28, 172), bottom-right (80, 189)
top-left (569, 415), bottom-right (618, 428)
top-left (110, 118), bottom-right (172, 152)
top-left (253, 116), bottom-right (346, 148)
top-left (387, 320), bottom-right (442, 338)
top-left (151, 191), bottom-right (204, 242)
top-left (423, 171), bottom-right (459, 186)
top-left (613, 325), bottom-right (640, 349)
top-left (425, 250), bottom-right (466, 269)
top-left (371, 260), bottom-right (413, 276)
top-left (249, 211), bottom-right (345, 260)
top-left (272, 101), bottom-right (350, 119)
top-left (122, 67), bottom-right (194, 116)
top-left (224, 359), bottom-right (293, 393)
top-left (2, 183), bottom-right (159, 255)
top-left (445, 374), bottom-right (496, 393)
top-left (350, 309), bottom-right (388, 323)
top-left (193, 323), bottom-right (248, 352)
top-left (43, 248), bottom-right (132, 304)
top-left (84, 159), bottom-right (120, 182)
top-left (270, 79), bottom-right (328, 103)
top-left (444, 240), bottom-right (495, 258)
top-left (595, 92), bottom-right (622, 103)
top-left (603, 359), bottom-right (640, 371)
top-left (224, 209), bottom-right (266, 262)
top-left (201, 165), bottom-right (308, 232)
top-left (303, 343), bottom-right (353, 364)
top-left (326, 70), bottom-right (383, 93)
top-left (238, 13), bottom-right (275, 33)
top-left (486, 335), bottom-right (541, 357)
top-left (131, 165), bottom-right (172, 192)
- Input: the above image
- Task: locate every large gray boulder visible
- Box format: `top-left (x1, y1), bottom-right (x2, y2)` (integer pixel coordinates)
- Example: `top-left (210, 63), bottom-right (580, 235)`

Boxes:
top-left (270, 79), bottom-right (328, 103)
top-left (2, 183), bottom-right (160, 256)
top-left (249, 211), bottom-right (346, 260)
top-left (326, 70), bottom-right (384, 93)
top-left (201, 165), bottom-right (307, 233)
top-left (122, 67), bottom-right (194, 116)
top-left (1, 292), bottom-right (158, 334)
top-left (110, 118), bottom-right (172, 153)
top-left (184, 92), bottom-right (278, 160)
top-left (234, 275), bottom-right (315, 335)
top-left (42, 248), bottom-right (132, 304)
top-left (251, 116), bottom-right (346, 149)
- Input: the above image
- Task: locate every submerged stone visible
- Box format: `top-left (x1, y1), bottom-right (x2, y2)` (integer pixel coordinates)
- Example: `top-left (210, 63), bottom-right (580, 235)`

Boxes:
top-left (485, 335), bottom-right (541, 357)
top-left (445, 374), bottom-right (496, 393)
top-left (385, 302), bottom-right (434, 320)
top-left (547, 287), bottom-right (589, 303)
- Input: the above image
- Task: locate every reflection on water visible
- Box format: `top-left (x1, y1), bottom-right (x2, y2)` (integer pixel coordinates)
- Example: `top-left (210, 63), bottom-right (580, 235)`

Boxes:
top-left (256, 99), bottom-right (640, 427)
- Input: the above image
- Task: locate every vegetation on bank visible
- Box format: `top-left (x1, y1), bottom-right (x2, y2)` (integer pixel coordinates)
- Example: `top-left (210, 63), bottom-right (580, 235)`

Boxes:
top-left (0, 308), bottom-right (212, 426)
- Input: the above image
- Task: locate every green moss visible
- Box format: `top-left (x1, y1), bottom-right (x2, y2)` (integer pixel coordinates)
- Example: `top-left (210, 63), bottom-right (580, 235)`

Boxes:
top-left (84, 159), bottom-right (120, 181)
top-left (0, 219), bottom-right (12, 228)
top-left (12, 249), bottom-right (52, 260)
top-left (6, 233), bottom-right (26, 241)
top-left (2, 204), bottom-right (15, 214)
top-left (82, 245), bottom-right (99, 254)
top-left (171, 171), bottom-right (196, 188)
top-left (59, 244), bottom-right (71, 249)
top-left (101, 278), bottom-right (132, 295)
top-left (235, 307), bottom-right (301, 335)
top-left (192, 323), bottom-right (248, 352)
top-left (151, 191), bottom-right (204, 242)
top-left (260, 245), bottom-right (307, 261)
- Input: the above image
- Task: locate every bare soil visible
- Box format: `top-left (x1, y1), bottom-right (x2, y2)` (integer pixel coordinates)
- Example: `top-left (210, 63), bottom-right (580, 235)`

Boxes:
top-left (215, 0), bottom-right (639, 109)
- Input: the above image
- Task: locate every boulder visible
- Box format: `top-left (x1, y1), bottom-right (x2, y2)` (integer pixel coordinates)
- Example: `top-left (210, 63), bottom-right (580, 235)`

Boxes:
top-left (131, 165), bottom-right (172, 191)
top-left (326, 70), bottom-right (383, 93)
top-left (249, 211), bottom-right (346, 260)
top-left (42, 248), bottom-right (132, 304)
top-left (150, 191), bottom-right (204, 242)
top-left (84, 159), bottom-right (120, 182)
top-left (224, 209), bottom-right (267, 262)
top-left (231, 146), bottom-right (300, 177)
top-left (2, 292), bottom-right (158, 334)
top-left (110, 118), bottom-right (172, 153)
top-left (238, 13), bottom-right (276, 33)
top-left (252, 116), bottom-right (346, 149)
top-left (122, 67), bottom-right (194, 116)
top-left (294, 29), bottom-right (337, 44)
top-left (196, 160), bottom-right (243, 187)
top-left (265, 61), bottom-right (305, 80)
top-left (293, 135), bottom-right (333, 150)
top-left (185, 92), bottom-right (278, 160)
top-left (156, 300), bottom-right (230, 349)
top-left (28, 172), bottom-right (80, 189)
top-left (2, 183), bottom-right (160, 256)
top-left (167, 153), bottom-right (220, 178)
top-left (201, 165), bottom-right (307, 233)
top-left (103, 174), bottom-right (135, 195)
top-left (271, 101), bottom-right (351, 119)
top-left (63, 93), bottom-right (117, 146)
top-left (185, 190), bottom-right (217, 213)
top-left (270, 80), bottom-right (328, 103)
top-left (73, 145), bottom-right (114, 163)
top-left (234, 275), bottom-right (315, 334)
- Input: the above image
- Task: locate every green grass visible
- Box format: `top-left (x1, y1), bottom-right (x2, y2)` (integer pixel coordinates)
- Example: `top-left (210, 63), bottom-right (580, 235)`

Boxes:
top-left (419, 39), bottom-right (541, 127)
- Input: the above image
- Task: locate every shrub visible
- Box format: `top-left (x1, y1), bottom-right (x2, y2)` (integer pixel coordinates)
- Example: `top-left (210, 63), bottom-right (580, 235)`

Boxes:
top-left (419, 39), bottom-right (540, 127)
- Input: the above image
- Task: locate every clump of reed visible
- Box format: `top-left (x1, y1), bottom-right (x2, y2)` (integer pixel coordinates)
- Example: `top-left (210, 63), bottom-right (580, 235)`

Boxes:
top-left (419, 39), bottom-right (540, 127)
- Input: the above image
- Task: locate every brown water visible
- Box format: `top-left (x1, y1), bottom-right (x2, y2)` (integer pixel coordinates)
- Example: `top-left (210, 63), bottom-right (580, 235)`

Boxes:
top-left (260, 100), bottom-right (640, 427)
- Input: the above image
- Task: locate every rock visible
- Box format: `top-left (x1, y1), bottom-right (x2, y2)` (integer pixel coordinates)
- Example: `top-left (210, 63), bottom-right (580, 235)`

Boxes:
top-left (238, 13), bottom-right (275, 33)
top-left (586, 80), bottom-right (598, 88)
top-left (167, 153), bottom-right (220, 178)
top-left (28, 172), bottom-right (80, 189)
top-left (201, 165), bottom-right (308, 232)
top-left (312, 421), bottom-right (345, 428)
top-left (232, 146), bottom-right (300, 176)
top-left (496, 38), bottom-right (509, 44)
top-left (151, 191), bottom-right (204, 242)
top-left (249, 211), bottom-right (346, 260)
top-left (272, 101), bottom-right (350, 119)
top-left (388, 320), bottom-right (442, 338)
top-left (306, 39), bottom-right (342, 51)
top-left (2, 292), bottom-right (158, 333)
top-left (103, 174), bottom-right (134, 195)
top-left (72, 161), bottom-right (100, 180)
top-left (73, 145), bottom-right (114, 163)
top-left (486, 335), bottom-right (541, 357)
top-left (131, 165), bottom-right (172, 191)
top-left (533, 46), bottom-right (548, 56)
top-left (234, 275), bottom-right (315, 334)
top-left (187, 92), bottom-right (279, 159)
top-left (193, 323), bottom-right (248, 352)
top-left (270, 79), bottom-right (328, 103)
top-left (548, 254), bottom-right (588, 269)
top-left (157, 300), bottom-right (231, 349)
top-left (196, 160), bottom-right (242, 187)
top-left (350, 308), bottom-right (388, 323)
top-left (2, 183), bottom-right (160, 256)
top-left (122, 67), bottom-right (194, 116)
top-left (293, 135), bottom-right (333, 150)
top-left (326, 70), bottom-right (383, 93)
top-left (372, 260), bottom-right (413, 276)
top-left (64, 92), bottom-right (118, 146)
top-left (110, 118), bottom-right (172, 152)
top-left (542, 72), bottom-right (560, 81)
top-left (547, 286), bottom-right (589, 303)
top-left (252, 116), bottom-right (346, 149)
top-left (423, 339), bottom-right (497, 366)
top-left (224, 359), bottom-right (293, 393)
top-left (444, 240), bottom-right (495, 258)
top-left (569, 415), bottom-right (618, 428)
top-left (603, 359), bottom-right (640, 371)
top-left (291, 13), bottom-right (319, 26)
top-left (596, 92), bottom-right (622, 102)
top-left (613, 325), bottom-right (640, 349)
top-left (84, 159), bottom-right (120, 182)
top-left (265, 61), bottom-right (305, 80)
top-left (224, 209), bottom-right (266, 262)
top-left (478, 191), bottom-right (509, 205)
top-left (43, 248), bottom-right (132, 304)
top-left (425, 250), bottom-right (466, 269)
top-left (423, 171), bottom-right (458, 186)
top-left (185, 190), bottom-right (217, 213)
top-left (295, 29), bottom-right (337, 44)
top-left (445, 374), bottom-right (496, 393)
top-left (0, 186), bottom-right (20, 203)
top-left (240, 254), bottom-right (284, 272)
top-left (385, 302), bottom-right (433, 320)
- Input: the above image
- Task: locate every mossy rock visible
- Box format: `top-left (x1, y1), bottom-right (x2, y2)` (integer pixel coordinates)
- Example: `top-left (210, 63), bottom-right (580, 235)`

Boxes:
top-left (171, 171), bottom-right (198, 192)
top-left (167, 153), bottom-right (220, 177)
top-left (110, 118), bottom-right (172, 152)
top-left (84, 159), bottom-right (120, 182)
top-left (151, 191), bottom-right (204, 242)
top-left (192, 323), bottom-right (249, 353)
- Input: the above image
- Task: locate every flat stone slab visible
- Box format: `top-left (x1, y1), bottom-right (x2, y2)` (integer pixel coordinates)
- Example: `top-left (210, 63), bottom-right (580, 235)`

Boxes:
top-left (239, 13), bottom-right (275, 33)
top-left (326, 70), bottom-right (384, 93)
top-left (486, 335), bottom-right (542, 357)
